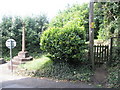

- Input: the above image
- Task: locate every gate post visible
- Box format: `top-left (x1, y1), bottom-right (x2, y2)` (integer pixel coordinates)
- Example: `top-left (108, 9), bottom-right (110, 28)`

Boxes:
top-left (89, 0), bottom-right (94, 70)
top-left (109, 37), bottom-right (113, 66)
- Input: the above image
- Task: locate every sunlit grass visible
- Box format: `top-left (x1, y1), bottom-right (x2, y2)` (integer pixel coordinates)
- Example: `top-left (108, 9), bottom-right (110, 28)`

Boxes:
top-left (20, 55), bottom-right (53, 70)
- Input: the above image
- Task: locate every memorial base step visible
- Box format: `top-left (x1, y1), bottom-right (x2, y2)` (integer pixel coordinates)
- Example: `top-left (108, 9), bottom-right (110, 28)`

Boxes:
top-left (8, 51), bottom-right (33, 70)
top-left (8, 63), bottom-right (18, 70)
top-left (13, 56), bottom-right (33, 62)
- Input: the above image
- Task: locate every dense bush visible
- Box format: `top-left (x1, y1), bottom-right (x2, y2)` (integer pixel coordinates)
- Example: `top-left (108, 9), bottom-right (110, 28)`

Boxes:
top-left (40, 21), bottom-right (86, 63)
top-left (107, 65), bottom-right (120, 88)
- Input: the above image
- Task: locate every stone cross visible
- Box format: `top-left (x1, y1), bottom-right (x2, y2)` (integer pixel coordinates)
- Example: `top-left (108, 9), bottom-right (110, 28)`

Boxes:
top-left (9, 21), bottom-right (33, 70)
top-left (22, 23), bottom-right (25, 52)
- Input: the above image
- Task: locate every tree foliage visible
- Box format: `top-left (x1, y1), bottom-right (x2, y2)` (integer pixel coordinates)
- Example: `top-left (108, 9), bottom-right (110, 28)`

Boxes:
top-left (49, 2), bottom-right (120, 40)
top-left (1, 15), bottom-right (49, 57)
top-left (97, 2), bottom-right (120, 40)
top-left (49, 4), bottom-right (89, 40)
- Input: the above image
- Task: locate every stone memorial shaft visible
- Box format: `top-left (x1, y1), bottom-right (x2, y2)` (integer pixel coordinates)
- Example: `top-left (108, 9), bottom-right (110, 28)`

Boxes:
top-left (22, 23), bottom-right (25, 52)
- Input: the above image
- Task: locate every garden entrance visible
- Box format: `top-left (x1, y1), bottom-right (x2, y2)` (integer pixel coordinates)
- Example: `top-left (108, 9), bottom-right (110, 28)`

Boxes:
top-left (94, 45), bottom-right (109, 66)
top-left (92, 37), bottom-right (120, 67)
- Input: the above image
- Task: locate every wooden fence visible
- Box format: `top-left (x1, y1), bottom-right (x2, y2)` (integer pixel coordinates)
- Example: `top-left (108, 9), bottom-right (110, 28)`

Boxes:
top-left (94, 45), bottom-right (109, 65)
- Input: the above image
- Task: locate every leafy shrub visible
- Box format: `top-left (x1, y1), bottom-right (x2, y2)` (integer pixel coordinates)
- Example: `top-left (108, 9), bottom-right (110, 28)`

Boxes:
top-left (17, 55), bottom-right (93, 82)
top-left (34, 62), bottom-right (92, 82)
top-left (40, 21), bottom-right (86, 63)
top-left (107, 65), bottom-right (120, 88)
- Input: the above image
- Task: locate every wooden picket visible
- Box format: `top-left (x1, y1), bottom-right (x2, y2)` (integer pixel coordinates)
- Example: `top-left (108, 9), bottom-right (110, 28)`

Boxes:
top-left (94, 45), bottom-right (109, 66)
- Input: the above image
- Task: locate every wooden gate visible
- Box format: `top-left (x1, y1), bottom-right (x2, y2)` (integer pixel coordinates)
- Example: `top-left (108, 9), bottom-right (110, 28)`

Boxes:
top-left (94, 45), bottom-right (109, 66)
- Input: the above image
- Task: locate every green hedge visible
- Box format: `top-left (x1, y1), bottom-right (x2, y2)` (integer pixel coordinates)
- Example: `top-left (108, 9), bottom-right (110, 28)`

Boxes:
top-left (107, 65), bottom-right (119, 88)
top-left (40, 22), bottom-right (86, 63)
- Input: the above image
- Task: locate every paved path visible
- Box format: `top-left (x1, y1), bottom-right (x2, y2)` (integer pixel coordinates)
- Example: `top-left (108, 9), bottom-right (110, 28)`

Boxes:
top-left (0, 63), bottom-right (95, 88)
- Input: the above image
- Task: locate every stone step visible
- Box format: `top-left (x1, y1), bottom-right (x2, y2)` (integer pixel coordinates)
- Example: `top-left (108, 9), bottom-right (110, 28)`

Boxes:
top-left (13, 56), bottom-right (33, 61)
top-left (18, 51), bottom-right (29, 58)
top-left (7, 51), bottom-right (33, 70)
top-left (13, 56), bottom-right (20, 61)
top-left (11, 60), bottom-right (22, 65)
top-left (7, 60), bottom-right (29, 70)
top-left (19, 56), bottom-right (33, 61)
top-left (8, 63), bottom-right (18, 70)
top-left (13, 59), bottom-right (28, 65)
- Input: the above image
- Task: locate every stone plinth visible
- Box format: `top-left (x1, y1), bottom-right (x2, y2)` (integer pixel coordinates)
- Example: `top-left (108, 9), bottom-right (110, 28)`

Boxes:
top-left (18, 51), bottom-right (29, 58)
top-left (13, 51), bottom-right (33, 63)
top-left (8, 51), bottom-right (33, 70)
top-left (13, 56), bottom-right (33, 62)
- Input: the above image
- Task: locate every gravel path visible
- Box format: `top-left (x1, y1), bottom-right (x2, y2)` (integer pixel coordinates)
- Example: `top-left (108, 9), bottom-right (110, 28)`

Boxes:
top-left (0, 63), bottom-right (95, 88)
